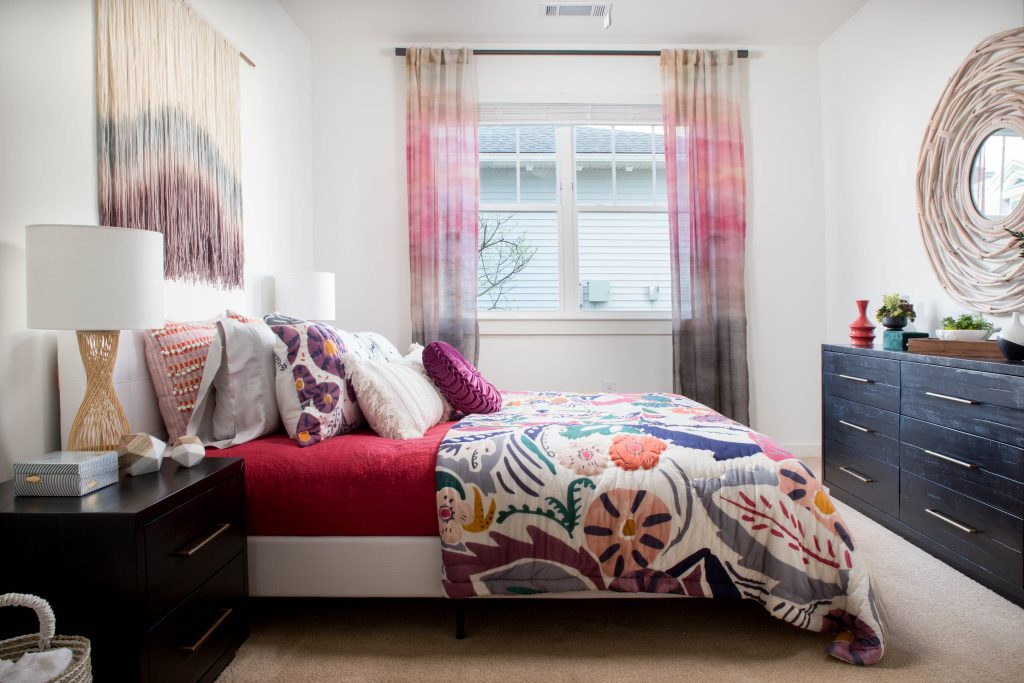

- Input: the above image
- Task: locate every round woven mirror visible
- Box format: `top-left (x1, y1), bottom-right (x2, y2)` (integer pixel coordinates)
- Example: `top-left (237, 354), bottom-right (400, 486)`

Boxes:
top-left (917, 27), bottom-right (1024, 315)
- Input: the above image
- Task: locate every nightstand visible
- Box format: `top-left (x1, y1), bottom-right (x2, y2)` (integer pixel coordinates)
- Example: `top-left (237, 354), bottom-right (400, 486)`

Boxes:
top-left (0, 457), bottom-right (248, 682)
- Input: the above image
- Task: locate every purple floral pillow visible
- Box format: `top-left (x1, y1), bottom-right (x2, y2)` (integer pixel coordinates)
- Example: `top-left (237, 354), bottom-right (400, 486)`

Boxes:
top-left (422, 341), bottom-right (501, 415)
top-left (265, 313), bottom-right (366, 447)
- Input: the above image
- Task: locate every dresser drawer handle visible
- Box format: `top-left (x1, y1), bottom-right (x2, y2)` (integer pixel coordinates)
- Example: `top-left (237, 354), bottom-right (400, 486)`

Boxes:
top-left (839, 420), bottom-right (873, 433)
top-left (925, 508), bottom-right (979, 534)
top-left (839, 374), bottom-right (871, 383)
top-left (180, 608), bottom-right (233, 653)
top-left (925, 391), bottom-right (978, 405)
top-left (175, 523), bottom-right (231, 558)
top-left (924, 449), bottom-right (978, 470)
top-left (838, 466), bottom-right (874, 483)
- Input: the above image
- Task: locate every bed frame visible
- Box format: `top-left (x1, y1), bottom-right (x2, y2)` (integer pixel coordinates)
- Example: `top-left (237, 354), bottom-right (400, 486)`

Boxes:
top-left (58, 330), bottom-right (697, 637)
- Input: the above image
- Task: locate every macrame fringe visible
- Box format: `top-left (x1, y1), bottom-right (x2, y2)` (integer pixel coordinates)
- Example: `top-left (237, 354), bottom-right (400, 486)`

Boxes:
top-left (96, 0), bottom-right (244, 289)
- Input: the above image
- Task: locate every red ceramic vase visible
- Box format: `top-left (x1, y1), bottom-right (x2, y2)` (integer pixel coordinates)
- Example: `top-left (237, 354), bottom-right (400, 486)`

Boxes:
top-left (849, 299), bottom-right (876, 348)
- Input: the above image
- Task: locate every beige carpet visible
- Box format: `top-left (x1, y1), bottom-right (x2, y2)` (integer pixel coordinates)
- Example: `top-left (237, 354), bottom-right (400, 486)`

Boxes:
top-left (218, 498), bottom-right (1023, 682)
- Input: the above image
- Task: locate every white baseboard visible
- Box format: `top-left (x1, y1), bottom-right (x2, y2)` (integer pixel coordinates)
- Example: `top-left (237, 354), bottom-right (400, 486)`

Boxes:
top-left (782, 443), bottom-right (821, 459)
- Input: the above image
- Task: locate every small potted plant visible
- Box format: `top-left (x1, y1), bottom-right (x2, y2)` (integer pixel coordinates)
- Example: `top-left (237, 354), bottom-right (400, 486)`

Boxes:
top-left (875, 293), bottom-right (917, 330)
top-left (937, 313), bottom-right (997, 341)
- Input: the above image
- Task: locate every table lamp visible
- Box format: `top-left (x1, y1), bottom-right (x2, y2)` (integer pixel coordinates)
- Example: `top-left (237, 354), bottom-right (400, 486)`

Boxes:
top-left (26, 224), bottom-right (164, 451)
top-left (275, 272), bottom-right (336, 321)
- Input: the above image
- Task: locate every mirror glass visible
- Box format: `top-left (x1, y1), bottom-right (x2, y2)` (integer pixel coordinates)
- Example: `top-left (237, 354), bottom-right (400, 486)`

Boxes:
top-left (970, 128), bottom-right (1024, 219)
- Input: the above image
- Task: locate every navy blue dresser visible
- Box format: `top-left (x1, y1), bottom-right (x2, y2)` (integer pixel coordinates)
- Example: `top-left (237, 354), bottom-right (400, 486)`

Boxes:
top-left (821, 344), bottom-right (1023, 605)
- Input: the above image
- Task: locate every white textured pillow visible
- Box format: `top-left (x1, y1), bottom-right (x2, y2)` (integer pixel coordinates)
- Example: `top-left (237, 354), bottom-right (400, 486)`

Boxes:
top-left (188, 318), bottom-right (281, 448)
top-left (343, 351), bottom-right (446, 439)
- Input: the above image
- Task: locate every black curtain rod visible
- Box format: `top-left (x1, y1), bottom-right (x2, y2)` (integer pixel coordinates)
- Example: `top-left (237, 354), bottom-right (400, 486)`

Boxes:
top-left (394, 48), bottom-right (749, 58)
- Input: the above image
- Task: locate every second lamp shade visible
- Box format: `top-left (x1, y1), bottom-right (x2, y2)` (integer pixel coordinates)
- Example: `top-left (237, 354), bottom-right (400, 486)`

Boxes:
top-left (275, 272), bottom-right (336, 321)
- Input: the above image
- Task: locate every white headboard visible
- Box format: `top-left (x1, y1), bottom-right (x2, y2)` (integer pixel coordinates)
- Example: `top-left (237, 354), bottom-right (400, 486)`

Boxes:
top-left (57, 330), bottom-right (167, 448)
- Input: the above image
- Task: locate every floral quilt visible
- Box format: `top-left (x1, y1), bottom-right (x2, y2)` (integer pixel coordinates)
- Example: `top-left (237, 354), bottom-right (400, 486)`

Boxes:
top-left (435, 392), bottom-right (884, 665)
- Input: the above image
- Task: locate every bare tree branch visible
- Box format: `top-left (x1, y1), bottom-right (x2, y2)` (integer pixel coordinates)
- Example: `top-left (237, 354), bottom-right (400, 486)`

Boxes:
top-left (478, 214), bottom-right (538, 310)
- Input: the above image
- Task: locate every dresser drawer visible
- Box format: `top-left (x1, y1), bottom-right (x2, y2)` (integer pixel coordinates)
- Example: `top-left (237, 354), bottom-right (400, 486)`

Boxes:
top-left (823, 352), bottom-right (900, 412)
top-left (145, 473), bottom-right (245, 618)
top-left (824, 439), bottom-right (899, 518)
top-left (901, 362), bottom-right (1024, 447)
top-left (901, 417), bottom-right (1024, 516)
top-left (147, 554), bottom-right (248, 683)
top-left (900, 472), bottom-right (1022, 587)
top-left (823, 396), bottom-right (900, 465)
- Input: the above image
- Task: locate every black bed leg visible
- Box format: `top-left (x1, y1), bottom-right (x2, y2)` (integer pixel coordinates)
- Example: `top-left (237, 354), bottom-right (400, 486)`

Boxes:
top-left (454, 601), bottom-right (466, 640)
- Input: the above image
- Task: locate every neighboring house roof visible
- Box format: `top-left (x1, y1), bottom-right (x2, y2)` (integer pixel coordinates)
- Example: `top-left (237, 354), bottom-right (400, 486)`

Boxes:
top-left (480, 125), bottom-right (665, 155)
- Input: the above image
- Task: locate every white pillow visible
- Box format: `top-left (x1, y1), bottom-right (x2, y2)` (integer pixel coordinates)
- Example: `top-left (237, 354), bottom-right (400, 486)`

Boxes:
top-left (343, 350), bottom-right (446, 439)
top-left (188, 318), bottom-right (281, 448)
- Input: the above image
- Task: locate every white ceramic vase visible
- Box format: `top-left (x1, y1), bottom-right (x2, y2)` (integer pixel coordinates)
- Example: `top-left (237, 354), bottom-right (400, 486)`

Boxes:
top-left (997, 312), bottom-right (1024, 362)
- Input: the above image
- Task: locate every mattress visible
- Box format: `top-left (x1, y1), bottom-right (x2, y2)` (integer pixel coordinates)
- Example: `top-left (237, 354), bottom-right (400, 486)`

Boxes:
top-left (209, 422), bottom-right (455, 536)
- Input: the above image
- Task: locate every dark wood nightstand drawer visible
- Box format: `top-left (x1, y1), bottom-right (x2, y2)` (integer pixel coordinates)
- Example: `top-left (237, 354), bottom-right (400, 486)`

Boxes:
top-left (901, 362), bottom-right (1024, 447)
top-left (900, 471), bottom-right (1023, 587)
top-left (823, 396), bottom-right (899, 465)
top-left (146, 473), bottom-right (245, 618)
top-left (823, 352), bottom-right (900, 412)
top-left (901, 417), bottom-right (1024, 517)
top-left (824, 439), bottom-right (899, 518)
top-left (147, 554), bottom-right (248, 683)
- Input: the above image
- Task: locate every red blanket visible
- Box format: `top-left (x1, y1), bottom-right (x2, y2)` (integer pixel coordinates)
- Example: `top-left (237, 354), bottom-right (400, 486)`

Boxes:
top-left (210, 423), bottom-right (455, 536)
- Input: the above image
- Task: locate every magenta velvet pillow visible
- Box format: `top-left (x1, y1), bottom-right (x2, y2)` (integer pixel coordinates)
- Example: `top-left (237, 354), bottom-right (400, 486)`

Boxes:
top-left (423, 341), bottom-right (501, 415)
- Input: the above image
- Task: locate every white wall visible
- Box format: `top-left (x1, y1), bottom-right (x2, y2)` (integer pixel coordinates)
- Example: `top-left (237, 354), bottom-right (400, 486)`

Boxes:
top-left (820, 0), bottom-right (1023, 340)
top-left (300, 31), bottom-right (826, 452)
top-left (0, 0), bottom-right (312, 479)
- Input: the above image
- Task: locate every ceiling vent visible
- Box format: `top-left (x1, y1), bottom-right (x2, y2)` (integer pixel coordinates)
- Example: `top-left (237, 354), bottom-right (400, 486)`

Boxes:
top-left (541, 4), bottom-right (610, 18)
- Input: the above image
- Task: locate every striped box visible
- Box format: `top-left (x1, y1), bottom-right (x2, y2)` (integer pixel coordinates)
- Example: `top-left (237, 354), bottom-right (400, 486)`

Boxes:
top-left (13, 451), bottom-right (119, 497)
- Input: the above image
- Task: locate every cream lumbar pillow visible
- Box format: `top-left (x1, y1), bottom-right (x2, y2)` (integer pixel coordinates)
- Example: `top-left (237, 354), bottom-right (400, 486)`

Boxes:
top-left (342, 349), bottom-right (446, 439)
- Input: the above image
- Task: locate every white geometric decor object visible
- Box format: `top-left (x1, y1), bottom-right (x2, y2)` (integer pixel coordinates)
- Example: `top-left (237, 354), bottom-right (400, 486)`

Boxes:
top-left (917, 27), bottom-right (1024, 315)
top-left (170, 434), bottom-right (205, 468)
top-left (117, 432), bottom-right (166, 476)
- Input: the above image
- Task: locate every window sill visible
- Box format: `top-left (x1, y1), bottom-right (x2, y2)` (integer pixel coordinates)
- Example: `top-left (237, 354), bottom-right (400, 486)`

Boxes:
top-left (479, 315), bottom-right (671, 336)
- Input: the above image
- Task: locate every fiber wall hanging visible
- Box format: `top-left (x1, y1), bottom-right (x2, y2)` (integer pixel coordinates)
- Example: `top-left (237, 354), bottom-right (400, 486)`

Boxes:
top-left (96, 0), bottom-right (244, 289)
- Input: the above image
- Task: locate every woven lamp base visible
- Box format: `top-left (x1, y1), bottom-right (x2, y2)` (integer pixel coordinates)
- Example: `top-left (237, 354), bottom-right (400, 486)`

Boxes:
top-left (67, 330), bottom-right (129, 452)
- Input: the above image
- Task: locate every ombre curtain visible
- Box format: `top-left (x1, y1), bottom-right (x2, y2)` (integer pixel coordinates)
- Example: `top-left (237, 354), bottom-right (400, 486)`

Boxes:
top-left (406, 47), bottom-right (480, 363)
top-left (661, 49), bottom-right (749, 424)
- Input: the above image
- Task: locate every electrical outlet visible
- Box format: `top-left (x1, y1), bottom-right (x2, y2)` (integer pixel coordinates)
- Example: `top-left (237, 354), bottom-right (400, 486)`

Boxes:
top-left (602, 380), bottom-right (616, 391)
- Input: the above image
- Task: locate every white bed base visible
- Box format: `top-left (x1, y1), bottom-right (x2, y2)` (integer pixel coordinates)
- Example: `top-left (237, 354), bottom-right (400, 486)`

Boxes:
top-left (247, 536), bottom-right (444, 597)
top-left (247, 536), bottom-right (674, 599)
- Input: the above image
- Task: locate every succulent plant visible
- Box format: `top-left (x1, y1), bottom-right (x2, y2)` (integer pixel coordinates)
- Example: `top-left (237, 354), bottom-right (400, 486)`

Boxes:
top-left (939, 313), bottom-right (994, 331)
top-left (875, 293), bottom-right (917, 323)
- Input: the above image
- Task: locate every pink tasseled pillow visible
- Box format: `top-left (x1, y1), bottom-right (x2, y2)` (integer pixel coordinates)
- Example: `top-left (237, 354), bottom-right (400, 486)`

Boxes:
top-left (422, 341), bottom-right (501, 415)
top-left (143, 311), bottom-right (257, 441)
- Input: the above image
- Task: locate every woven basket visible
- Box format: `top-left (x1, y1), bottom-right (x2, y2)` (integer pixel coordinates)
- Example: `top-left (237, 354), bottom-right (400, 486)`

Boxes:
top-left (0, 593), bottom-right (91, 683)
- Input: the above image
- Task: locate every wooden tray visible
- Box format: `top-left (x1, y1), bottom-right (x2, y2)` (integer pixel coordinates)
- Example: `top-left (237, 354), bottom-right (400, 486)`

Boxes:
top-left (907, 338), bottom-right (1004, 360)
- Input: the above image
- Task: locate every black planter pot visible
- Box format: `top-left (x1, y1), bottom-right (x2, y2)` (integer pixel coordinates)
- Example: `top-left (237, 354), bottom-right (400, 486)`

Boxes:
top-left (881, 316), bottom-right (908, 330)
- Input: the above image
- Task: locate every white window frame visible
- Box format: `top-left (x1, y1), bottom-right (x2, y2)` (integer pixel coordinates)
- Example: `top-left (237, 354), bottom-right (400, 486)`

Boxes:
top-left (479, 122), bottom-right (672, 323)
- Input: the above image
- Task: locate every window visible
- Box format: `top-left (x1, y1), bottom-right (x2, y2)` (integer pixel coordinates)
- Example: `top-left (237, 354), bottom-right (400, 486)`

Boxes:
top-left (478, 122), bottom-right (672, 315)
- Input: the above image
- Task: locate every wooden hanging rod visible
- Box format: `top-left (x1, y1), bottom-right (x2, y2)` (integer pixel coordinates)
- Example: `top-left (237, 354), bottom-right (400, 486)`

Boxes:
top-left (240, 51), bottom-right (255, 67)
top-left (394, 48), bottom-right (749, 58)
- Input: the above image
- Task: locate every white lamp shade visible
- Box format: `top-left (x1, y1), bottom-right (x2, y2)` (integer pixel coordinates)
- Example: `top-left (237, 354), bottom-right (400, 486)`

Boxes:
top-left (26, 224), bottom-right (164, 330)
top-left (275, 272), bottom-right (336, 321)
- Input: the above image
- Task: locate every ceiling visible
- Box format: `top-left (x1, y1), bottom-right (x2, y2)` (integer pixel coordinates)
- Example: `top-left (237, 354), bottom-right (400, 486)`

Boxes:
top-left (280, 0), bottom-right (870, 47)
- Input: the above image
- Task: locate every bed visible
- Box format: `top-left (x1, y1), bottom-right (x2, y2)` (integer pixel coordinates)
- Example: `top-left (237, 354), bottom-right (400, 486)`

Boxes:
top-left (57, 332), bottom-right (885, 665)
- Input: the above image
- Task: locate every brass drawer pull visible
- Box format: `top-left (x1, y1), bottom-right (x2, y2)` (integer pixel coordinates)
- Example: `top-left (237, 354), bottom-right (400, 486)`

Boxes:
top-left (838, 466), bottom-right (874, 483)
top-left (181, 608), bottom-right (233, 653)
top-left (839, 374), bottom-right (871, 383)
top-left (925, 508), bottom-right (979, 534)
top-left (175, 523), bottom-right (231, 558)
top-left (925, 391), bottom-right (978, 405)
top-left (924, 449), bottom-right (978, 470)
top-left (839, 420), bottom-right (873, 433)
